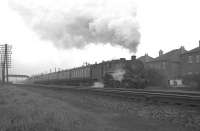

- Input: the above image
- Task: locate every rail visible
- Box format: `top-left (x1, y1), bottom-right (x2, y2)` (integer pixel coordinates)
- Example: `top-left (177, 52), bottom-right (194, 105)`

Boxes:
top-left (14, 83), bottom-right (200, 107)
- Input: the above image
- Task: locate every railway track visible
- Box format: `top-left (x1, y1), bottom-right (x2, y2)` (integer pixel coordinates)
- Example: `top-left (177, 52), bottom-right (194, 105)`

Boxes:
top-left (14, 83), bottom-right (200, 107)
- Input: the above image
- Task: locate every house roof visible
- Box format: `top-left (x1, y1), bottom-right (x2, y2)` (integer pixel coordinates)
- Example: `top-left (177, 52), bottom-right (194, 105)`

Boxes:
top-left (182, 47), bottom-right (200, 55)
top-left (150, 48), bottom-right (186, 62)
top-left (137, 55), bottom-right (154, 63)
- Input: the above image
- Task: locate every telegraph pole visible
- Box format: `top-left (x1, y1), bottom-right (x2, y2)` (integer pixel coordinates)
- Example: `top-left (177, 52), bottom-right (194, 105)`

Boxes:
top-left (5, 44), bottom-right (8, 82)
top-left (0, 44), bottom-right (12, 84)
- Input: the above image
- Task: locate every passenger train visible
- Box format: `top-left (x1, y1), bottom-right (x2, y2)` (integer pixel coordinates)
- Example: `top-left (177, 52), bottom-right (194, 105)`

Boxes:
top-left (27, 55), bottom-right (147, 88)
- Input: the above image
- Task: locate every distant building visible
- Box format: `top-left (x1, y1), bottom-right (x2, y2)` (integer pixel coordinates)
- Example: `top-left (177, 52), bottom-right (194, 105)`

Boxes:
top-left (137, 54), bottom-right (154, 63)
top-left (146, 46), bottom-right (186, 80)
top-left (180, 42), bottom-right (200, 76)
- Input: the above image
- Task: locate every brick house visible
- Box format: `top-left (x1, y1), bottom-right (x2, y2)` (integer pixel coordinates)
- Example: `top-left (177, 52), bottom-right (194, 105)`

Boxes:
top-left (145, 46), bottom-right (186, 80)
top-left (180, 43), bottom-right (200, 76)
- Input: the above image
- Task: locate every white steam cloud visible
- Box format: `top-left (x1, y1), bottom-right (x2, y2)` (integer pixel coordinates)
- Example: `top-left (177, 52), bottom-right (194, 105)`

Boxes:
top-left (92, 82), bottom-right (104, 88)
top-left (111, 69), bottom-right (126, 82)
top-left (9, 0), bottom-right (140, 52)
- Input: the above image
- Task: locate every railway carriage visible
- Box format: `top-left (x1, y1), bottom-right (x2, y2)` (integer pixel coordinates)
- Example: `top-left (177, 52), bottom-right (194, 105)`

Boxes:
top-left (91, 63), bottom-right (103, 81)
top-left (48, 73), bottom-right (54, 80)
top-left (27, 55), bottom-right (147, 88)
top-left (64, 70), bottom-right (71, 80)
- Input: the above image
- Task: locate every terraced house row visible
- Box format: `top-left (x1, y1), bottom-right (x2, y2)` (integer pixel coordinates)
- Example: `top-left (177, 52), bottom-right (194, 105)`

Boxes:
top-left (138, 41), bottom-right (200, 87)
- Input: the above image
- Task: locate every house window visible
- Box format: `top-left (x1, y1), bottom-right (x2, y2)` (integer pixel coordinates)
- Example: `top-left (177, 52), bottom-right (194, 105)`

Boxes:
top-left (162, 62), bottom-right (166, 69)
top-left (196, 55), bottom-right (200, 63)
top-left (159, 63), bottom-right (162, 69)
top-left (188, 56), bottom-right (193, 63)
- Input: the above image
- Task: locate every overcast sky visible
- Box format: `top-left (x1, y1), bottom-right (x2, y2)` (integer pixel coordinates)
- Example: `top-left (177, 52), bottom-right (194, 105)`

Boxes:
top-left (0, 0), bottom-right (200, 75)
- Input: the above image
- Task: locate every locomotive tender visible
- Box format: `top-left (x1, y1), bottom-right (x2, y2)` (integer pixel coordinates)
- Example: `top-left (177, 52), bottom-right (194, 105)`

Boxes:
top-left (27, 55), bottom-right (146, 88)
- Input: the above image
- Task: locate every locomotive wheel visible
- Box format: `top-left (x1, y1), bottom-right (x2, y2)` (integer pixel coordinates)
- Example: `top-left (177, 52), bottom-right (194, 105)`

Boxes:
top-left (113, 80), bottom-right (121, 88)
top-left (121, 79), bottom-right (135, 88)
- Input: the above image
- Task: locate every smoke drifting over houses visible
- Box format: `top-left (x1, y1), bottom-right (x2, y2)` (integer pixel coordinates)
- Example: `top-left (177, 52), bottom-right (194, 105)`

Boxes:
top-left (9, 0), bottom-right (140, 52)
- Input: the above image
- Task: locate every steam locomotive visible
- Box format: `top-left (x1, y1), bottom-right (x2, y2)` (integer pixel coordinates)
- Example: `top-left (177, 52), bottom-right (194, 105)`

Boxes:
top-left (27, 56), bottom-right (147, 88)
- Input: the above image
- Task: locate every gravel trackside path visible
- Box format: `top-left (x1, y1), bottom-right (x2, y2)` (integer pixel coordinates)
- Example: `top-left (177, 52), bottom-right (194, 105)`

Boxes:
top-left (0, 85), bottom-right (198, 131)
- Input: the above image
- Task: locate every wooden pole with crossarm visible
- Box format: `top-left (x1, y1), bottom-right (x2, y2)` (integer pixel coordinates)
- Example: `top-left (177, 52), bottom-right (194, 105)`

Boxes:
top-left (0, 44), bottom-right (12, 84)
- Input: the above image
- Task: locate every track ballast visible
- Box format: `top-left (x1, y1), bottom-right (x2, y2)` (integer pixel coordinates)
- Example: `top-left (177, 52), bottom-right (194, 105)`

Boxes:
top-left (14, 84), bottom-right (200, 108)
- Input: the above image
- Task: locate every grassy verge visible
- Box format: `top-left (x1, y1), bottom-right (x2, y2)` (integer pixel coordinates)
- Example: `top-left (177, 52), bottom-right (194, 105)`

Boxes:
top-left (0, 85), bottom-right (198, 131)
top-left (0, 85), bottom-right (99, 131)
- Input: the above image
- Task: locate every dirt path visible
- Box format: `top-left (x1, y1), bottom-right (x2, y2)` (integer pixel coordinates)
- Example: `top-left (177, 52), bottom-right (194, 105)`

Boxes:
top-left (12, 85), bottom-right (195, 131)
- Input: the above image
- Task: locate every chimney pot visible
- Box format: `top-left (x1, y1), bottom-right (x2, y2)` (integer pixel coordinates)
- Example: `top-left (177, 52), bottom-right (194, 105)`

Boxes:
top-left (180, 46), bottom-right (185, 54)
top-left (159, 50), bottom-right (163, 56)
top-left (199, 40), bottom-right (200, 47)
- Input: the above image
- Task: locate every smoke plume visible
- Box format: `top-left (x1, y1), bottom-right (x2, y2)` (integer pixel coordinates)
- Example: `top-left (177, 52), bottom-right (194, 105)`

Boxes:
top-left (9, 0), bottom-right (140, 52)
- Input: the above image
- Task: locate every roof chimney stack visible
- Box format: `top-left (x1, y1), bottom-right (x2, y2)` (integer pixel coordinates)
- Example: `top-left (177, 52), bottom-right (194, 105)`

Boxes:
top-left (131, 55), bottom-right (136, 60)
top-left (159, 50), bottom-right (163, 56)
top-left (199, 40), bottom-right (200, 47)
top-left (120, 58), bottom-right (126, 61)
top-left (180, 46), bottom-right (185, 54)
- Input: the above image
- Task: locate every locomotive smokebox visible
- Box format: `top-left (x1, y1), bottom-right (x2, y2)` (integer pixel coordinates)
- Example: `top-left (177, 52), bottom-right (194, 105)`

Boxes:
top-left (131, 55), bottom-right (136, 60)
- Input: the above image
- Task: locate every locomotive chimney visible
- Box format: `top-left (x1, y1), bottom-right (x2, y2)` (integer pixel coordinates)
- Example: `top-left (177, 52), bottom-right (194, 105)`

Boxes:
top-left (131, 55), bottom-right (136, 60)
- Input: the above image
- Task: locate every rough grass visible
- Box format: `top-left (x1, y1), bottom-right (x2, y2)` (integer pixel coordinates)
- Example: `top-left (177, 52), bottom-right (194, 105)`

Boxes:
top-left (0, 85), bottom-right (198, 131)
top-left (0, 85), bottom-right (101, 131)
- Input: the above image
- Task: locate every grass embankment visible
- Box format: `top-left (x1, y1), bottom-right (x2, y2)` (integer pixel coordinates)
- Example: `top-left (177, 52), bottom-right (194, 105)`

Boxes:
top-left (0, 85), bottom-right (100, 131)
top-left (0, 85), bottom-right (198, 131)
